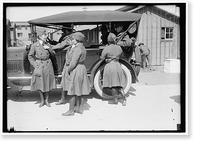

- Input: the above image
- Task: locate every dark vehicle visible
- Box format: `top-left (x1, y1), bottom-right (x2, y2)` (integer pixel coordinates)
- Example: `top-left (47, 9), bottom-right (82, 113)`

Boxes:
top-left (7, 10), bottom-right (142, 98)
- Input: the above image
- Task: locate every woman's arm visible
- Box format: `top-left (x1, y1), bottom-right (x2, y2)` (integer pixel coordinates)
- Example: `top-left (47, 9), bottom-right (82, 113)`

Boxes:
top-left (67, 47), bottom-right (82, 73)
top-left (100, 47), bottom-right (107, 61)
top-left (51, 38), bottom-right (71, 50)
top-left (28, 44), bottom-right (38, 68)
top-left (116, 34), bottom-right (132, 47)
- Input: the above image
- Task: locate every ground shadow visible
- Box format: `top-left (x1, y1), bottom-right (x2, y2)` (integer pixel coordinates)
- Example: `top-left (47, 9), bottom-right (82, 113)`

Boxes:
top-left (7, 89), bottom-right (93, 111)
top-left (7, 86), bottom-right (135, 107)
top-left (7, 88), bottom-right (95, 103)
top-left (126, 85), bottom-right (136, 97)
top-left (7, 89), bottom-right (40, 103)
top-left (170, 95), bottom-right (180, 104)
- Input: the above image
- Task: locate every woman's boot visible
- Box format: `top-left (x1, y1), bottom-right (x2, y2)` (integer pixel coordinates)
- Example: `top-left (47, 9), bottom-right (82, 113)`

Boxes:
top-left (56, 91), bottom-right (66, 105)
top-left (117, 88), bottom-right (126, 106)
top-left (62, 96), bottom-right (75, 116)
top-left (38, 90), bottom-right (45, 108)
top-left (108, 88), bottom-right (118, 104)
top-left (45, 92), bottom-right (51, 107)
top-left (75, 96), bottom-right (84, 114)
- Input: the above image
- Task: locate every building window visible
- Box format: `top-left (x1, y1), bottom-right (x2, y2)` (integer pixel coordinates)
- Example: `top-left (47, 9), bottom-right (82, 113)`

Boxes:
top-left (17, 33), bottom-right (23, 37)
top-left (161, 27), bottom-right (173, 40)
top-left (25, 26), bottom-right (28, 30)
top-left (17, 26), bottom-right (22, 30)
top-left (28, 33), bottom-right (32, 40)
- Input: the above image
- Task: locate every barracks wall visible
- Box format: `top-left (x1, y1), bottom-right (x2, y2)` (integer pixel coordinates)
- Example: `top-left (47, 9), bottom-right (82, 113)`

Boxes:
top-left (133, 6), bottom-right (180, 66)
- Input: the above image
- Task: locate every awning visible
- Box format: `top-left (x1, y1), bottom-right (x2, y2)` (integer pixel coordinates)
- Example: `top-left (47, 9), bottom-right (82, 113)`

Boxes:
top-left (28, 10), bottom-right (141, 27)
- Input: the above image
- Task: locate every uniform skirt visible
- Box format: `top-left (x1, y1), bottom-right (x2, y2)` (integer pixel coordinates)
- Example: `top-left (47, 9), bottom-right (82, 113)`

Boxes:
top-left (30, 59), bottom-right (56, 92)
top-left (103, 61), bottom-right (126, 88)
top-left (60, 66), bottom-right (70, 91)
top-left (67, 64), bottom-right (91, 96)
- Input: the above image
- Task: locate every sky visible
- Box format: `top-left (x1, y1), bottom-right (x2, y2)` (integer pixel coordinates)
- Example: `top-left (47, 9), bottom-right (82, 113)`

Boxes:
top-left (6, 5), bottom-right (124, 22)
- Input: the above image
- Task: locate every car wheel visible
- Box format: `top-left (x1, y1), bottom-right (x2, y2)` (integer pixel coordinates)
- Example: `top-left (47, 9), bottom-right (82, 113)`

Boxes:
top-left (94, 64), bottom-right (132, 99)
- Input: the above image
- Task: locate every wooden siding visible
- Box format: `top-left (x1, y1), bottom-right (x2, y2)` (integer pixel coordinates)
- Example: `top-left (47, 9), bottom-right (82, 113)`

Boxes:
top-left (135, 6), bottom-right (180, 66)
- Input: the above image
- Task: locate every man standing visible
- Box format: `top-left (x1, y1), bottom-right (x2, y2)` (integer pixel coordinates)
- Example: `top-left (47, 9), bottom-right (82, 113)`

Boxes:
top-left (47, 28), bottom-right (73, 45)
top-left (47, 28), bottom-right (73, 75)
top-left (138, 43), bottom-right (150, 70)
top-left (114, 23), bottom-right (134, 62)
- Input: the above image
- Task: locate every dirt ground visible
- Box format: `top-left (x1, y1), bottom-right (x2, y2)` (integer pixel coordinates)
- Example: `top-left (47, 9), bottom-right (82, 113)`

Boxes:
top-left (6, 66), bottom-right (181, 132)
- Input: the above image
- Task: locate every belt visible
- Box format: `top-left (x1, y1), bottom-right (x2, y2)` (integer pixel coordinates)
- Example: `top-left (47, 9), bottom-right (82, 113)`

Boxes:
top-left (78, 62), bottom-right (84, 65)
top-left (106, 58), bottom-right (119, 63)
top-left (36, 57), bottom-right (49, 61)
top-left (65, 62), bottom-right (84, 66)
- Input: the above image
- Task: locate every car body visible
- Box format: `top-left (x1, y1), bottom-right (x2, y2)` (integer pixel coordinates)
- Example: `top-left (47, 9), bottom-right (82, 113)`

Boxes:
top-left (7, 10), bottom-right (142, 98)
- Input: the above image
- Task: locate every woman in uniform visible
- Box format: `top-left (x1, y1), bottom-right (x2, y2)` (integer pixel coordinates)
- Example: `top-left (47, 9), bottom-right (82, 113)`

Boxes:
top-left (62, 32), bottom-right (91, 116)
top-left (100, 33), bottom-right (126, 106)
top-left (55, 37), bottom-right (74, 106)
top-left (28, 28), bottom-right (56, 107)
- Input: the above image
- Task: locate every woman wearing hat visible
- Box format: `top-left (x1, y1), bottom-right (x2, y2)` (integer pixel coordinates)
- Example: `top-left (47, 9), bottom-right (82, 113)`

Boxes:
top-left (62, 32), bottom-right (91, 116)
top-left (28, 28), bottom-right (56, 107)
top-left (100, 33), bottom-right (126, 106)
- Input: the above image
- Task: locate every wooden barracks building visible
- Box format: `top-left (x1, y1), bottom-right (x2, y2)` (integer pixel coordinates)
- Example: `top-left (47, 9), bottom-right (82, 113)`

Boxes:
top-left (117, 5), bottom-right (180, 66)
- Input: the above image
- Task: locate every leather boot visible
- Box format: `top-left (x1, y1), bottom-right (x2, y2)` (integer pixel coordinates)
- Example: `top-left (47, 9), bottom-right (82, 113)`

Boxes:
top-left (38, 91), bottom-right (45, 108)
top-left (56, 91), bottom-right (66, 105)
top-left (108, 88), bottom-right (118, 104)
top-left (75, 97), bottom-right (84, 114)
top-left (118, 88), bottom-right (126, 106)
top-left (62, 96), bottom-right (75, 116)
top-left (45, 92), bottom-right (51, 107)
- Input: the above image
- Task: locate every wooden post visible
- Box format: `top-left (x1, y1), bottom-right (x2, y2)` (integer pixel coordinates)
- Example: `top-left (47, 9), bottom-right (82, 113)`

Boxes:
top-left (30, 24), bottom-right (36, 43)
top-left (109, 22), bottom-right (111, 32)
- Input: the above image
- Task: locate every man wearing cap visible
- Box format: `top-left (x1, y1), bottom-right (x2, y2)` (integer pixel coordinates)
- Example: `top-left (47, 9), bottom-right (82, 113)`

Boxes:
top-left (62, 32), bottom-right (91, 116)
top-left (114, 23), bottom-right (135, 64)
top-left (28, 28), bottom-right (56, 108)
top-left (114, 23), bottom-right (132, 47)
top-left (47, 28), bottom-right (73, 45)
top-left (138, 43), bottom-right (150, 70)
top-left (100, 33), bottom-right (127, 106)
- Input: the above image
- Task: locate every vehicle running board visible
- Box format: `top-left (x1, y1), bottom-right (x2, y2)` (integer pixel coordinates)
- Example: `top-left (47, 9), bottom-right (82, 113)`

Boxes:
top-left (7, 78), bottom-right (23, 91)
top-left (21, 84), bottom-right (63, 91)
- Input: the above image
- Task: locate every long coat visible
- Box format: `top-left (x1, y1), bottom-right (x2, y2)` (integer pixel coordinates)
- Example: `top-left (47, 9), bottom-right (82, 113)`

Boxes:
top-left (28, 41), bottom-right (56, 92)
top-left (60, 46), bottom-right (72, 91)
top-left (100, 44), bottom-right (126, 88)
top-left (65, 43), bottom-right (91, 96)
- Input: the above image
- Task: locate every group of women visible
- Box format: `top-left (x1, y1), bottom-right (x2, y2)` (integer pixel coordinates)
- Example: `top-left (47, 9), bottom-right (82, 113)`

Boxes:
top-left (28, 24), bottom-right (131, 116)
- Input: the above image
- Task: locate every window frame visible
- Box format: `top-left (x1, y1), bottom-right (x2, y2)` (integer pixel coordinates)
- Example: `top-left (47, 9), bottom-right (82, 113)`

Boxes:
top-left (17, 33), bottom-right (23, 38)
top-left (161, 27), bottom-right (174, 41)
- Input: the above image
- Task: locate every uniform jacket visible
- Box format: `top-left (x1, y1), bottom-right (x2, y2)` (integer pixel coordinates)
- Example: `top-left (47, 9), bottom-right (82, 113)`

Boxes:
top-left (28, 41), bottom-right (56, 92)
top-left (116, 32), bottom-right (132, 47)
top-left (140, 45), bottom-right (150, 55)
top-left (66, 43), bottom-right (91, 96)
top-left (100, 44), bottom-right (126, 88)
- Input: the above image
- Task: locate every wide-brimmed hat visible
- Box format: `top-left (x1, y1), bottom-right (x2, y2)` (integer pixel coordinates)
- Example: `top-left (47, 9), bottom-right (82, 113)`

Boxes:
top-left (36, 28), bottom-right (46, 37)
top-left (72, 32), bottom-right (85, 41)
top-left (107, 33), bottom-right (116, 43)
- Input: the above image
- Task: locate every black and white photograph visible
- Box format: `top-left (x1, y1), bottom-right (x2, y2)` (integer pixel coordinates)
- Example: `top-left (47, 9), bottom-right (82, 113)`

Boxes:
top-left (3, 2), bottom-right (187, 134)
